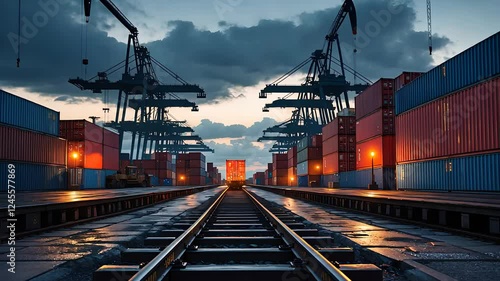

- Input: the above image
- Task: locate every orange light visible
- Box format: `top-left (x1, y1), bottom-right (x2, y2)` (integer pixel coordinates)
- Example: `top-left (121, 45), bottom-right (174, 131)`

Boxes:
top-left (72, 152), bottom-right (78, 159)
top-left (290, 177), bottom-right (294, 181)
top-left (371, 152), bottom-right (375, 157)
top-left (180, 176), bottom-right (185, 180)
top-left (316, 165), bottom-right (320, 169)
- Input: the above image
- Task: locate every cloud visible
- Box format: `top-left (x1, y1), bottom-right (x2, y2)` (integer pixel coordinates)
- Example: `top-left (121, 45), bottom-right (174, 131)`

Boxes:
top-left (1, 0), bottom-right (451, 105)
top-left (193, 117), bottom-right (278, 139)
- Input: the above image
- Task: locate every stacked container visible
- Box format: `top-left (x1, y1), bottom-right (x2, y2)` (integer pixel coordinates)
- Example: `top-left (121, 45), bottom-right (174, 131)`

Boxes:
top-left (395, 32), bottom-right (500, 191)
top-left (272, 153), bottom-right (288, 186)
top-left (0, 90), bottom-right (67, 191)
top-left (321, 111), bottom-right (356, 187)
top-left (151, 152), bottom-right (174, 185)
top-left (352, 79), bottom-right (397, 189)
top-left (206, 162), bottom-right (220, 185)
top-left (297, 135), bottom-right (322, 187)
top-left (176, 153), bottom-right (206, 186)
top-left (253, 172), bottom-right (265, 185)
top-left (287, 147), bottom-right (297, 186)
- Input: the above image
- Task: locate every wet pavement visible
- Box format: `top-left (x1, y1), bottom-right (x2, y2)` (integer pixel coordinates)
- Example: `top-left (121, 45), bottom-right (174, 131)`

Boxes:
top-left (0, 186), bottom-right (210, 208)
top-left (247, 187), bottom-right (500, 281)
top-left (0, 187), bottom-right (225, 281)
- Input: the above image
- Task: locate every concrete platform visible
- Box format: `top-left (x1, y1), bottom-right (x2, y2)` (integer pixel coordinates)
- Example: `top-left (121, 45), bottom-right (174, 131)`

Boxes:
top-left (249, 185), bottom-right (500, 238)
top-left (246, 187), bottom-right (500, 281)
top-left (0, 187), bottom-right (225, 281)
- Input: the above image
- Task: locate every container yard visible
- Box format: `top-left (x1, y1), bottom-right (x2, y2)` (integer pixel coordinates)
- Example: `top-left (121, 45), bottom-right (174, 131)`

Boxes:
top-left (1, 1), bottom-right (499, 280)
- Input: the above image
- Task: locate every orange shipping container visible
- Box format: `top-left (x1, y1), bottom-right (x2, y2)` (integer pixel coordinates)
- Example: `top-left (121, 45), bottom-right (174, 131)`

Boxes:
top-left (288, 167), bottom-right (297, 186)
top-left (68, 140), bottom-right (103, 169)
top-left (226, 160), bottom-right (246, 182)
top-left (356, 136), bottom-right (396, 170)
top-left (323, 152), bottom-right (356, 174)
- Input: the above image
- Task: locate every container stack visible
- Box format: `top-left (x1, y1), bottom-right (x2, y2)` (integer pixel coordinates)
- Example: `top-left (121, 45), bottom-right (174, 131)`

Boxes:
top-left (272, 154), bottom-right (288, 186)
top-left (297, 135), bottom-right (323, 187)
top-left (395, 32), bottom-right (500, 191)
top-left (175, 153), bottom-right (206, 186)
top-left (152, 152), bottom-right (174, 185)
top-left (287, 147), bottom-right (297, 186)
top-left (206, 162), bottom-right (220, 185)
top-left (60, 119), bottom-right (119, 189)
top-left (0, 90), bottom-right (67, 191)
top-left (253, 172), bottom-right (265, 185)
top-left (264, 163), bottom-right (272, 185)
top-left (322, 111), bottom-right (356, 188)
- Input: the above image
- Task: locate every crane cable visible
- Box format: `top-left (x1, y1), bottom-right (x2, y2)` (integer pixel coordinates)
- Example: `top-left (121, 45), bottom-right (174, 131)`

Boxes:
top-left (16, 0), bottom-right (21, 67)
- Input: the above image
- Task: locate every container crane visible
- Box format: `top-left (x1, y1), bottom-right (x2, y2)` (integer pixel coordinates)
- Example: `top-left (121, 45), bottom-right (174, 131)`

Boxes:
top-left (71, 0), bottom-right (213, 159)
top-left (258, 0), bottom-right (370, 151)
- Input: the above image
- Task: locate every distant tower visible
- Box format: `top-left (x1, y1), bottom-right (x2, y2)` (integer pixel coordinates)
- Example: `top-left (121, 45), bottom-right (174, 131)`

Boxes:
top-left (89, 116), bottom-right (100, 124)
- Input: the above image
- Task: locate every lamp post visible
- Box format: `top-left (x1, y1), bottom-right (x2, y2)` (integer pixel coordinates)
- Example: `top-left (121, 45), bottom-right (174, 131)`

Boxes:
top-left (369, 151), bottom-right (378, 190)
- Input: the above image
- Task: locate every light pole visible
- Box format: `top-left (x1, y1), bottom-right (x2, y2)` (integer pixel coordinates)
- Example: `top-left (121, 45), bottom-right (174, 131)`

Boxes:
top-left (369, 151), bottom-right (378, 190)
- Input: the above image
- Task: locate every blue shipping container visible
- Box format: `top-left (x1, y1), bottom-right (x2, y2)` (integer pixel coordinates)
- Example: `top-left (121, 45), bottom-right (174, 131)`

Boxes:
top-left (80, 169), bottom-right (116, 189)
top-left (297, 161), bottom-right (308, 176)
top-left (322, 174), bottom-right (339, 187)
top-left (0, 161), bottom-right (66, 191)
top-left (397, 153), bottom-right (500, 191)
top-left (163, 178), bottom-right (173, 186)
top-left (396, 32), bottom-right (500, 114)
top-left (339, 168), bottom-right (396, 190)
top-left (298, 175), bottom-right (308, 187)
top-left (149, 176), bottom-right (159, 186)
top-left (297, 136), bottom-right (313, 151)
top-left (0, 89), bottom-right (60, 136)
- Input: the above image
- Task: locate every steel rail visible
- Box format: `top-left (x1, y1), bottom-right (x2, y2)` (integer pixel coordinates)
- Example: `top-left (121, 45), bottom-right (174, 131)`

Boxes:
top-left (243, 188), bottom-right (351, 281)
top-left (129, 187), bottom-right (228, 281)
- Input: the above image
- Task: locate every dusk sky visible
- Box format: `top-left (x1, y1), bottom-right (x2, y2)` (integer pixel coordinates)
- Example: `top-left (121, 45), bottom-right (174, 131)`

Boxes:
top-left (1, 0), bottom-right (499, 178)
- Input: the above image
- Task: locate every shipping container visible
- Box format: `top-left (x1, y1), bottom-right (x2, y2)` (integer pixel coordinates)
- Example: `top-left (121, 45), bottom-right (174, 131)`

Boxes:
top-left (103, 128), bottom-right (119, 148)
top-left (322, 174), bottom-right (339, 188)
top-left (0, 124), bottom-right (67, 166)
top-left (0, 161), bottom-right (66, 191)
top-left (297, 147), bottom-right (323, 163)
top-left (272, 160), bottom-right (288, 170)
top-left (322, 117), bottom-right (356, 140)
top-left (68, 168), bottom-right (116, 189)
top-left (397, 153), bottom-right (500, 191)
top-left (323, 152), bottom-right (356, 174)
top-left (177, 154), bottom-right (190, 160)
top-left (356, 108), bottom-right (395, 142)
top-left (67, 140), bottom-right (103, 169)
top-left (189, 160), bottom-right (206, 169)
top-left (207, 162), bottom-right (214, 172)
top-left (272, 153), bottom-right (288, 163)
top-left (396, 76), bottom-right (500, 163)
top-left (0, 89), bottom-right (60, 136)
top-left (339, 167), bottom-right (396, 190)
top-left (102, 146), bottom-right (119, 170)
top-left (226, 160), bottom-right (246, 188)
top-left (60, 120), bottom-right (104, 143)
top-left (396, 32), bottom-right (500, 114)
top-left (153, 152), bottom-right (173, 162)
top-left (356, 136), bottom-right (396, 170)
top-left (272, 169), bottom-right (287, 178)
top-left (297, 160), bottom-right (323, 176)
top-left (288, 167), bottom-right (297, 186)
top-left (297, 175), bottom-right (321, 187)
top-left (311, 135), bottom-right (322, 147)
top-left (288, 156), bottom-right (297, 168)
top-left (394, 72), bottom-right (423, 91)
top-left (287, 147), bottom-right (298, 159)
top-left (272, 177), bottom-right (288, 186)
top-left (189, 152), bottom-right (206, 162)
top-left (355, 78), bottom-right (394, 119)
top-left (323, 135), bottom-right (356, 155)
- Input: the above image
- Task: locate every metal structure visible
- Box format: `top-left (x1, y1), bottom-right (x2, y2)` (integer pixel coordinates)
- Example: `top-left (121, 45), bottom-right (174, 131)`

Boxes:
top-left (427, 0), bottom-right (432, 55)
top-left (258, 0), bottom-right (370, 152)
top-left (70, 0), bottom-right (213, 160)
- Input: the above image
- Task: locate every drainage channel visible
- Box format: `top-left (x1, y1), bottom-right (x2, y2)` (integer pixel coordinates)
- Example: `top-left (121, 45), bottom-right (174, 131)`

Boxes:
top-left (93, 188), bottom-right (382, 281)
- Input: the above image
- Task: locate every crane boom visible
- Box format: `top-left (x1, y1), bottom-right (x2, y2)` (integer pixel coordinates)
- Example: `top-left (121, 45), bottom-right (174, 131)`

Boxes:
top-left (84, 0), bottom-right (138, 34)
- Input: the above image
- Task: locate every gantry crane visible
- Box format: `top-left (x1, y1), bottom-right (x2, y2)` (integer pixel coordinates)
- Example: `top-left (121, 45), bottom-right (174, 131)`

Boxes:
top-left (258, 0), bottom-right (370, 151)
top-left (70, 0), bottom-right (213, 160)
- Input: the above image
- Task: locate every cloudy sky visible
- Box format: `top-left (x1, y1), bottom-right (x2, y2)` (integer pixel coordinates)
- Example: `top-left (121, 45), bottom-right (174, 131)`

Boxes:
top-left (1, 0), bottom-right (498, 178)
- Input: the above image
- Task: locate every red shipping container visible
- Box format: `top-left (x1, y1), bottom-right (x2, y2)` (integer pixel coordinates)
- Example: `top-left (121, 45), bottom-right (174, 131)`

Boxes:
top-left (189, 176), bottom-right (205, 186)
top-left (396, 76), bottom-right (500, 163)
top-left (103, 146), bottom-right (119, 170)
top-left (177, 154), bottom-right (189, 160)
top-left (356, 108), bottom-right (395, 142)
top-left (311, 135), bottom-right (323, 147)
top-left (207, 162), bottom-right (214, 172)
top-left (189, 160), bottom-right (205, 169)
top-left (272, 177), bottom-right (287, 186)
top-left (355, 78), bottom-right (394, 119)
top-left (226, 160), bottom-right (246, 182)
top-left (267, 163), bottom-right (273, 173)
top-left (189, 152), bottom-right (206, 162)
top-left (272, 153), bottom-right (287, 163)
top-left (60, 120), bottom-right (104, 143)
top-left (68, 140), bottom-right (103, 169)
top-left (103, 128), bottom-right (119, 149)
top-left (288, 156), bottom-right (297, 168)
top-left (152, 152), bottom-right (173, 162)
top-left (323, 152), bottom-right (356, 174)
top-left (288, 167), bottom-right (297, 186)
top-left (356, 136), bottom-right (396, 170)
top-left (273, 160), bottom-right (288, 170)
top-left (322, 117), bottom-right (356, 140)
top-left (394, 71), bottom-right (423, 91)
top-left (272, 169), bottom-right (287, 178)
top-left (0, 124), bottom-right (67, 166)
top-left (297, 147), bottom-right (323, 163)
top-left (323, 135), bottom-right (356, 155)
top-left (287, 146), bottom-right (297, 160)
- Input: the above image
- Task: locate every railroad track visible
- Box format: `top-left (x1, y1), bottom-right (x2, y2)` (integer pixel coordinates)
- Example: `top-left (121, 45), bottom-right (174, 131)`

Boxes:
top-left (93, 188), bottom-right (382, 281)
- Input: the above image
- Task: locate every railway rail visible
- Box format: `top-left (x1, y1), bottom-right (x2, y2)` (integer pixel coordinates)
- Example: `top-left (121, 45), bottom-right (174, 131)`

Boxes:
top-left (93, 188), bottom-right (382, 281)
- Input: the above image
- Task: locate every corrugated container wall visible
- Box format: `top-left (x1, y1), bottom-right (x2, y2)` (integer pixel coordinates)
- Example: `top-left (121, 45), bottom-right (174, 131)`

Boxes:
top-left (68, 141), bottom-right (103, 169)
top-left (0, 124), bottom-right (66, 166)
top-left (322, 174), bottom-right (339, 187)
top-left (0, 89), bottom-right (60, 136)
top-left (297, 147), bottom-right (322, 163)
top-left (226, 160), bottom-right (245, 181)
top-left (339, 168), bottom-right (396, 190)
top-left (397, 153), bottom-right (500, 191)
top-left (322, 117), bottom-right (356, 140)
top-left (297, 160), bottom-right (323, 176)
top-left (356, 136), bottom-right (396, 169)
top-left (396, 76), bottom-right (500, 163)
top-left (396, 32), bottom-right (500, 114)
top-left (355, 78), bottom-right (394, 119)
top-left (356, 108), bottom-right (395, 141)
top-left (298, 175), bottom-right (321, 187)
top-left (323, 152), bottom-right (356, 174)
top-left (0, 162), bottom-right (66, 191)
top-left (394, 72), bottom-right (423, 91)
top-left (323, 135), bottom-right (356, 155)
